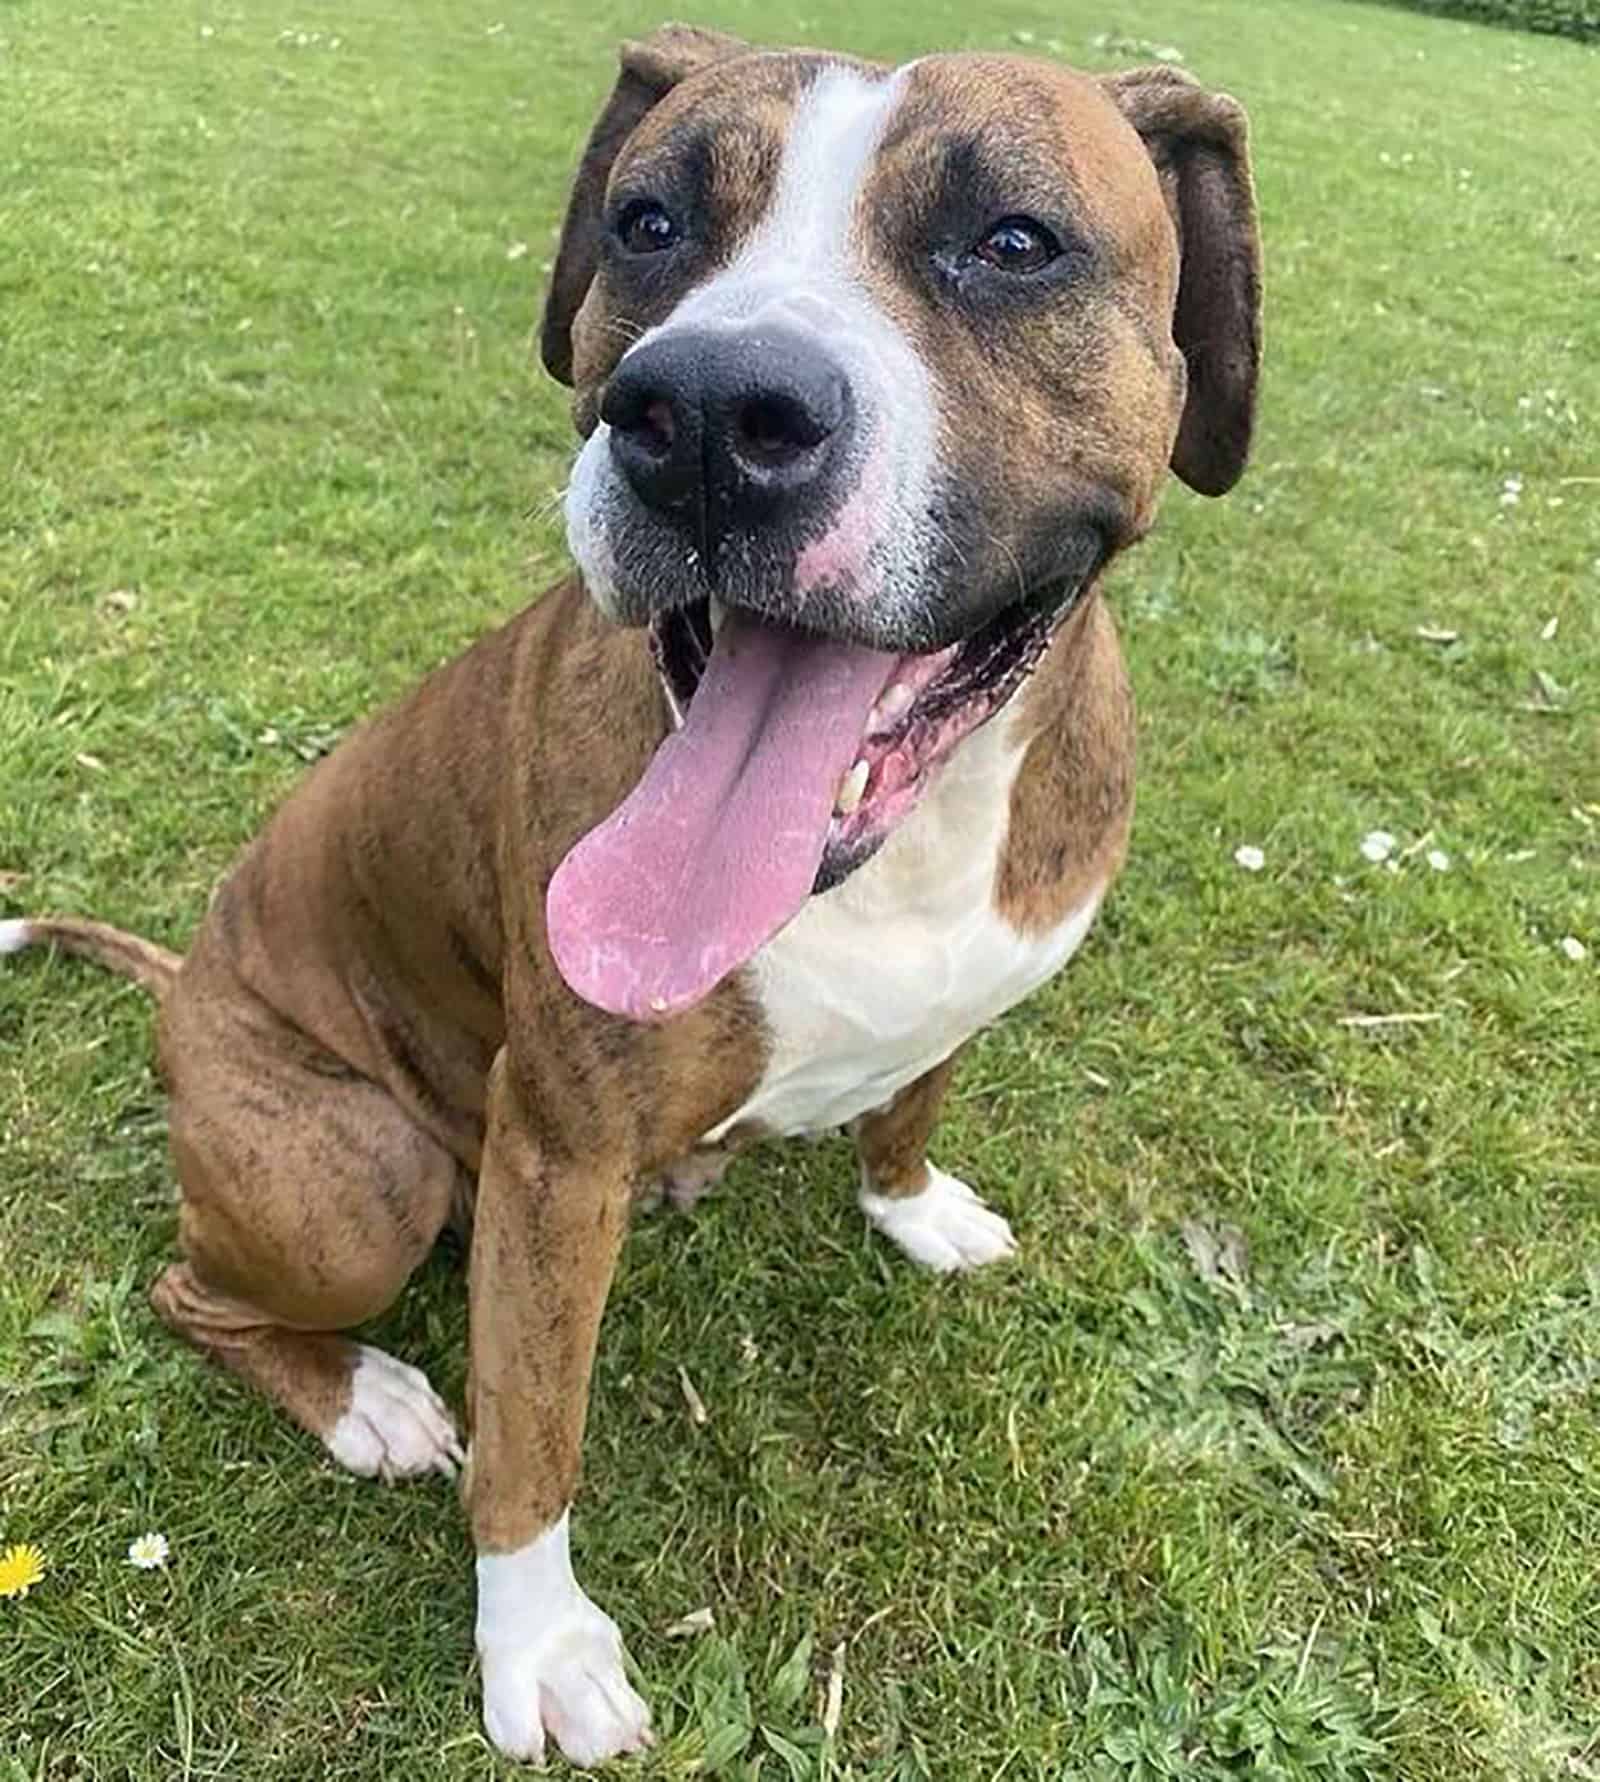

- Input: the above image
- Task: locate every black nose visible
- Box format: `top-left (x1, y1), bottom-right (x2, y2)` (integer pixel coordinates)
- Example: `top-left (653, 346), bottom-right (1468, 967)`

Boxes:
top-left (600, 323), bottom-right (852, 548)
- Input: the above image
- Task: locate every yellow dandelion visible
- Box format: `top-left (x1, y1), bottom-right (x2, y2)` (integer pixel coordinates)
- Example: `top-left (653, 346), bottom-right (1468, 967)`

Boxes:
top-left (0, 1543), bottom-right (46, 1600)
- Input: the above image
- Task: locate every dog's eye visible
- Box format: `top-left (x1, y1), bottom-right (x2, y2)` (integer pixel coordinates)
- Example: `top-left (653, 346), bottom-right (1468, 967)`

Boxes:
top-left (971, 216), bottom-right (1060, 274)
top-left (615, 200), bottom-right (679, 255)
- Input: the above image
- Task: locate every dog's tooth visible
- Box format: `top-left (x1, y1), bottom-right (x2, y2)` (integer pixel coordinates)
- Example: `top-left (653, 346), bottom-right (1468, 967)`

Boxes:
top-left (650, 996), bottom-right (669, 1014)
top-left (708, 598), bottom-right (728, 637)
top-left (835, 759), bottom-right (869, 816)
top-left (870, 683), bottom-right (914, 730)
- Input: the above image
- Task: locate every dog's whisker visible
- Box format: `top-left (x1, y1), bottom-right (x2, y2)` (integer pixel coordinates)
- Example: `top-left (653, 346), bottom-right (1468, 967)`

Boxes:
top-left (526, 483), bottom-right (571, 525)
top-left (981, 528), bottom-right (1025, 603)
top-left (923, 513), bottom-right (968, 573)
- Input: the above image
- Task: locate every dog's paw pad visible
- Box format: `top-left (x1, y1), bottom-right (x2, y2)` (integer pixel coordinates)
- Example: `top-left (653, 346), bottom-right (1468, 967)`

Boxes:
top-left (860, 1166), bottom-right (1017, 1272)
top-left (324, 1345), bottom-right (464, 1481)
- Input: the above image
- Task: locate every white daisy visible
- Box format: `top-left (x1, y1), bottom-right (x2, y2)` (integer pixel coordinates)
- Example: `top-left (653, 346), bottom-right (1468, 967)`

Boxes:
top-left (126, 1532), bottom-right (170, 1571)
top-left (1233, 844), bottom-right (1265, 872)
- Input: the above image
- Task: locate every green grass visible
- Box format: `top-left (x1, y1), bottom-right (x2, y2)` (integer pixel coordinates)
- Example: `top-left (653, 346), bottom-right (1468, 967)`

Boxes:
top-left (2, 0), bottom-right (1597, 1776)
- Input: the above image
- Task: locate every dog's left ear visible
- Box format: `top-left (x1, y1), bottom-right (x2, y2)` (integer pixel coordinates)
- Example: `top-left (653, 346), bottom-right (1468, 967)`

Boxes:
top-left (541, 24), bottom-right (748, 385)
top-left (1102, 66), bottom-right (1262, 496)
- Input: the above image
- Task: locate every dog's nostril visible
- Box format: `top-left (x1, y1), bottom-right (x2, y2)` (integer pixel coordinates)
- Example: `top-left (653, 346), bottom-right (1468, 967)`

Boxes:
top-left (634, 399), bottom-right (675, 458)
top-left (734, 393), bottom-right (829, 464)
top-left (602, 375), bottom-right (680, 461)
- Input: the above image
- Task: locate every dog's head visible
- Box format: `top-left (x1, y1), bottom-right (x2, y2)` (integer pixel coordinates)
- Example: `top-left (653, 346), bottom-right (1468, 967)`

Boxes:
top-left (545, 30), bottom-right (1261, 1021)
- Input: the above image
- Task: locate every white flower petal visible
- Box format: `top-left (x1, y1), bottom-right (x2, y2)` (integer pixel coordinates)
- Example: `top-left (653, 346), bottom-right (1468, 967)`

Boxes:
top-left (1427, 850), bottom-right (1450, 872)
top-left (1233, 845), bottom-right (1265, 872)
top-left (1360, 830), bottom-right (1396, 864)
top-left (1559, 936), bottom-right (1588, 963)
top-left (664, 1606), bottom-right (715, 1639)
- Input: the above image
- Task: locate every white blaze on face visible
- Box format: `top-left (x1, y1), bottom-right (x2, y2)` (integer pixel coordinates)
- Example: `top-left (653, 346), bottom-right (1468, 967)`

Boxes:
top-left (566, 61), bottom-right (940, 620)
top-left (688, 63), bottom-right (904, 312)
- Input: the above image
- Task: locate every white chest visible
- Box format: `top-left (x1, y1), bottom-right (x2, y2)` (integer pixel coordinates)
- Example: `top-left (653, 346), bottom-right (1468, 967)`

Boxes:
top-left (708, 716), bottom-right (1103, 1142)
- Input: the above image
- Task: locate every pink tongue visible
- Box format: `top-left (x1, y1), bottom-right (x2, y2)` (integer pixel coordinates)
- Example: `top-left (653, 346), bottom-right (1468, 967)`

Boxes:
top-left (547, 613), bottom-right (894, 1021)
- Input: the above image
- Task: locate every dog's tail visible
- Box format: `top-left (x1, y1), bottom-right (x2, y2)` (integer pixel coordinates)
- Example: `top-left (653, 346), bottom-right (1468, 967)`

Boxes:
top-left (1, 916), bottom-right (181, 999)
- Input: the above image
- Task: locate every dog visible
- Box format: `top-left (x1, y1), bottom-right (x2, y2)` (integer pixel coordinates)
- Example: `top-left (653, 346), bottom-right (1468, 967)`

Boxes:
top-left (2, 26), bottom-right (1260, 1766)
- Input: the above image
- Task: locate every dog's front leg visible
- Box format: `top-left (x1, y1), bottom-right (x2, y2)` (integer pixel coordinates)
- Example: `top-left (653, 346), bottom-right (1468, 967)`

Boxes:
top-left (467, 1051), bottom-right (651, 1768)
top-left (855, 1051), bottom-right (1018, 1272)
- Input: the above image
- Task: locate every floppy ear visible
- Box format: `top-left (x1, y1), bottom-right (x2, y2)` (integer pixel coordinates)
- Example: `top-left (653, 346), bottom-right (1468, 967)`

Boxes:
top-left (1102, 66), bottom-right (1262, 496)
top-left (540, 24), bottom-right (747, 385)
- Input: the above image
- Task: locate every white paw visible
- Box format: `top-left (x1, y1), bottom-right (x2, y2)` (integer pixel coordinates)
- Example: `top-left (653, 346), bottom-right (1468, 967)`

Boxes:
top-left (860, 1165), bottom-right (1017, 1272)
top-left (324, 1345), bottom-right (464, 1481)
top-left (478, 1520), bottom-right (653, 1767)
top-left (481, 1598), bottom-right (653, 1767)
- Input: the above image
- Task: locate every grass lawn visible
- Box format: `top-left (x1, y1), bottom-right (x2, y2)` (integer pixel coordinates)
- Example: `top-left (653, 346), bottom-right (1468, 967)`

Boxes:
top-left (2, 0), bottom-right (1597, 1774)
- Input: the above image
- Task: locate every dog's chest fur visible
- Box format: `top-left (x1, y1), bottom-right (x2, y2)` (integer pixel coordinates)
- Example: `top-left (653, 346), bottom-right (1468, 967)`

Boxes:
top-left (706, 713), bottom-right (1102, 1143)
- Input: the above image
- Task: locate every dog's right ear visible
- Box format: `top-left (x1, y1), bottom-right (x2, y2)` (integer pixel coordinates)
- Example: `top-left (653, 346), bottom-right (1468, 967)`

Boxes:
top-left (540, 24), bottom-right (747, 385)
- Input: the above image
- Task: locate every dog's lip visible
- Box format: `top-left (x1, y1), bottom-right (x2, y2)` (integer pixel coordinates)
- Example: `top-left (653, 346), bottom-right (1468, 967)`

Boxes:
top-left (652, 570), bottom-right (1088, 722)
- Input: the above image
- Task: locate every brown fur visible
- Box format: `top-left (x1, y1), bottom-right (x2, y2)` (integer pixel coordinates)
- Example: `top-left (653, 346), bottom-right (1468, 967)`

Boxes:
top-left (855, 1052), bottom-right (964, 1198)
top-left (997, 590), bottom-right (1137, 933)
top-left (149, 1264), bottom-right (363, 1443)
top-left (554, 43), bottom-right (863, 429)
top-left (8, 584), bottom-right (770, 1550)
top-left (542, 25), bottom-right (748, 387)
top-left (546, 45), bottom-right (1260, 552)
top-left (1099, 67), bottom-right (1262, 496)
top-left (851, 53), bottom-right (1258, 617)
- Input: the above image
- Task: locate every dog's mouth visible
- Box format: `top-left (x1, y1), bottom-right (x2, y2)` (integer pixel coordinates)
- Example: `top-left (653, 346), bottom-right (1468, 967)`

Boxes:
top-left (546, 583), bottom-right (1086, 1023)
top-left (652, 588), bottom-right (1080, 881)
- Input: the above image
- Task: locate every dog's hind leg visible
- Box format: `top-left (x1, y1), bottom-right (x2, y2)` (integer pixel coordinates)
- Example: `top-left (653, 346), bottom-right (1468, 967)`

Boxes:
top-left (151, 1266), bottom-right (464, 1480)
top-left (853, 1050), bottom-right (1018, 1272)
top-left (151, 1000), bottom-right (468, 1481)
